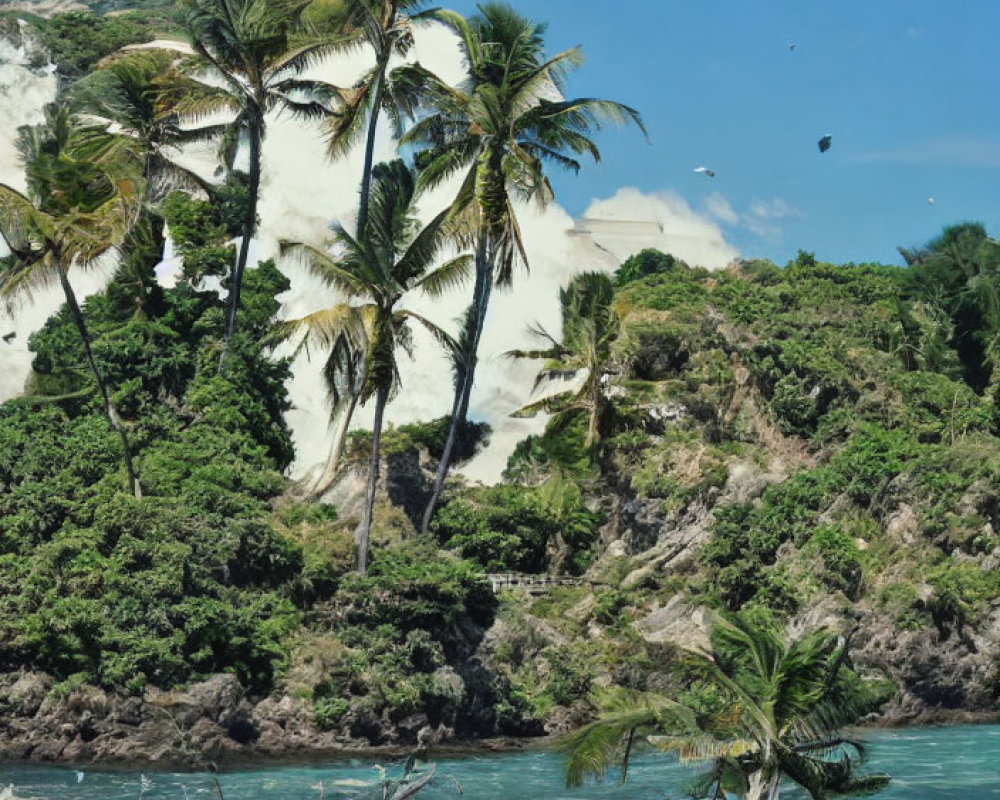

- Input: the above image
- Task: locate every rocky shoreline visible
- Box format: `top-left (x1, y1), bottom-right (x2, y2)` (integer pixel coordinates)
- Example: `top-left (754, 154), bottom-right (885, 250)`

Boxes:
top-left (1, 670), bottom-right (997, 769)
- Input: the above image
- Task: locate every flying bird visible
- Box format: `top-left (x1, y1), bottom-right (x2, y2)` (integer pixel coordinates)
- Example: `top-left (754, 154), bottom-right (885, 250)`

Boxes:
top-left (927, 197), bottom-right (936, 205)
top-left (76, 772), bottom-right (85, 784)
top-left (818, 134), bottom-right (832, 153)
top-left (694, 166), bottom-right (716, 177)
top-left (2, 332), bottom-right (14, 344)
top-left (789, 43), bottom-right (797, 51)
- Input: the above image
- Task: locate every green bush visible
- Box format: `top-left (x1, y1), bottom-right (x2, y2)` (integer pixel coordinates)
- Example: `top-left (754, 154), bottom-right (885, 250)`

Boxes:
top-left (433, 485), bottom-right (600, 574)
top-left (31, 11), bottom-right (156, 77)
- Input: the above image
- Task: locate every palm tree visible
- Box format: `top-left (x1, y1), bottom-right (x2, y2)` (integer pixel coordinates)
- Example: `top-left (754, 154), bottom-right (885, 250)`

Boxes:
top-left (0, 105), bottom-right (143, 498)
top-left (565, 614), bottom-right (890, 800)
top-left (508, 271), bottom-right (619, 451)
top-left (278, 159), bottom-right (469, 572)
top-left (70, 48), bottom-right (224, 202)
top-left (322, 0), bottom-right (435, 234)
top-left (406, 2), bottom-right (645, 532)
top-left (69, 48), bottom-right (227, 320)
top-left (176, 0), bottom-right (343, 358)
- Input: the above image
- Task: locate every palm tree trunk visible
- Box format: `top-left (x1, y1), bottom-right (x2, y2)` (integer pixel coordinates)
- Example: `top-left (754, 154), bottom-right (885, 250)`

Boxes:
top-left (356, 382), bottom-right (390, 574)
top-left (587, 377), bottom-right (602, 448)
top-left (222, 121), bottom-right (263, 364)
top-left (356, 58), bottom-right (388, 237)
top-left (745, 768), bottom-right (780, 800)
top-left (58, 266), bottom-right (141, 499)
top-left (310, 392), bottom-right (359, 498)
top-left (619, 728), bottom-right (635, 785)
top-left (420, 234), bottom-right (492, 533)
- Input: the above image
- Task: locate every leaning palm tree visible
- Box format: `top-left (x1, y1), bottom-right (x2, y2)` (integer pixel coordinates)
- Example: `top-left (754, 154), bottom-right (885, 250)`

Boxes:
top-left (0, 105), bottom-right (143, 498)
top-left (508, 271), bottom-right (620, 452)
top-left (322, 0), bottom-right (435, 234)
top-left (407, 2), bottom-right (646, 532)
top-left (176, 0), bottom-right (342, 358)
top-left (278, 159), bottom-right (469, 572)
top-left (565, 614), bottom-right (890, 800)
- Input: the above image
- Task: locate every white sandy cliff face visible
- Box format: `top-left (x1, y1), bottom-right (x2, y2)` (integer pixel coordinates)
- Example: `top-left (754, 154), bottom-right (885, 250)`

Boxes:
top-left (0, 34), bottom-right (116, 400)
top-left (0, 24), bottom-right (739, 483)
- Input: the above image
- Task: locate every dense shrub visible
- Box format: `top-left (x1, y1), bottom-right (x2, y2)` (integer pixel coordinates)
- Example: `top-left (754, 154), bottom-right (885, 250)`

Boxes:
top-left (433, 485), bottom-right (600, 574)
top-left (31, 11), bottom-right (157, 77)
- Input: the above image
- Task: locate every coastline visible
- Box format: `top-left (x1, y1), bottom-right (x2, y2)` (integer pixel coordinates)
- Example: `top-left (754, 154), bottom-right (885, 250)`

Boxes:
top-left (1, 710), bottom-right (998, 772)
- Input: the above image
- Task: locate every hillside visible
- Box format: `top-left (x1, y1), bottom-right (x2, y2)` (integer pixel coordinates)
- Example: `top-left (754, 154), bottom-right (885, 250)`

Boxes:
top-left (0, 0), bottom-right (997, 768)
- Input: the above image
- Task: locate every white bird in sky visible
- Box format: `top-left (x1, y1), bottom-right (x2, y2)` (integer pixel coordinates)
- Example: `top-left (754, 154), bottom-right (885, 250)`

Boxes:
top-left (694, 166), bottom-right (716, 178)
top-left (927, 197), bottom-right (936, 205)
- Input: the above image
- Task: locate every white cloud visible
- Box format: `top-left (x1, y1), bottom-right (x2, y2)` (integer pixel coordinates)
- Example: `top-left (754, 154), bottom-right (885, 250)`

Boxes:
top-left (581, 188), bottom-right (739, 269)
top-left (853, 136), bottom-right (1000, 169)
top-left (741, 197), bottom-right (803, 240)
top-left (703, 191), bottom-right (739, 225)
top-left (749, 198), bottom-right (802, 220)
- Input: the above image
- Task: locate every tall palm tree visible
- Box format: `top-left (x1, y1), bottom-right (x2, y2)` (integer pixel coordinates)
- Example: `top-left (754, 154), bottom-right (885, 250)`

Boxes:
top-left (279, 159), bottom-right (469, 572)
top-left (0, 105), bottom-right (143, 498)
top-left (406, 2), bottom-right (646, 532)
top-left (508, 271), bottom-right (619, 451)
top-left (176, 0), bottom-right (343, 359)
top-left (322, 0), bottom-right (435, 234)
top-left (565, 614), bottom-right (890, 800)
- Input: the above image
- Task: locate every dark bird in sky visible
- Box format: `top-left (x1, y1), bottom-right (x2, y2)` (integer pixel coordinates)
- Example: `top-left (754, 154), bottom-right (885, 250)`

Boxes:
top-left (2, 332), bottom-right (15, 344)
top-left (789, 43), bottom-right (797, 51)
top-left (694, 166), bottom-right (716, 177)
top-left (818, 134), bottom-right (832, 153)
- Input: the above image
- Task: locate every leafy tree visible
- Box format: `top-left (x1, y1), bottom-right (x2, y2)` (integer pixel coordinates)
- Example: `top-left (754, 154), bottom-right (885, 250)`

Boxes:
top-left (509, 271), bottom-right (620, 451)
top-left (406, 1), bottom-right (645, 532)
top-left (565, 614), bottom-right (890, 800)
top-left (432, 483), bottom-right (599, 574)
top-left (279, 160), bottom-right (469, 571)
top-left (902, 222), bottom-right (1000, 388)
top-left (0, 240), bottom-right (300, 692)
top-left (175, 0), bottom-right (341, 356)
top-left (615, 248), bottom-right (684, 286)
top-left (0, 104), bottom-right (143, 497)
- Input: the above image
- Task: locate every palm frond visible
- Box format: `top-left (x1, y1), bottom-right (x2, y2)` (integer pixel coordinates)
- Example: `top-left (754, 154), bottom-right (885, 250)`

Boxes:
top-left (412, 254), bottom-right (474, 297)
top-left (279, 240), bottom-right (371, 296)
top-left (275, 303), bottom-right (370, 352)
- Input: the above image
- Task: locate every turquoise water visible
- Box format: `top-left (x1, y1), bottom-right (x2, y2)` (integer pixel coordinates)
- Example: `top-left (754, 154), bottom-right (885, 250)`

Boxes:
top-left (1, 725), bottom-right (997, 799)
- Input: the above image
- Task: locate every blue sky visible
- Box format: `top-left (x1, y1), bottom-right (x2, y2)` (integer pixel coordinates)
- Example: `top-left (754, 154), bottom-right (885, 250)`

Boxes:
top-left (440, 0), bottom-right (1000, 266)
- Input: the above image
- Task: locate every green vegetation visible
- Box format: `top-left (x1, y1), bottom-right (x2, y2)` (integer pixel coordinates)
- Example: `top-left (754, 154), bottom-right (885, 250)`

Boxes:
top-left (278, 159), bottom-right (466, 570)
top-left (565, 613), bottom-right (891, 800)
top-left (1, 0), bottom-right (998, 781)
top-left (28, 11), bottom-right (158, 77)
top-left (410, 3), bottom-right (645, 533)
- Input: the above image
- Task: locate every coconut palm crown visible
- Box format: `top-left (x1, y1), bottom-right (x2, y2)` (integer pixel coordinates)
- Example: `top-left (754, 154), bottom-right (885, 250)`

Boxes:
top-left (508, 270), bottom-right (620, 450)
top-left (321, 0), bottom-right (437, 234)
top-left (174, 0), bottom-right (344, 356)
top-left (405, 1), bottom-right (646, 532)
top-left (565, 614), bottom-right (890, 800)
